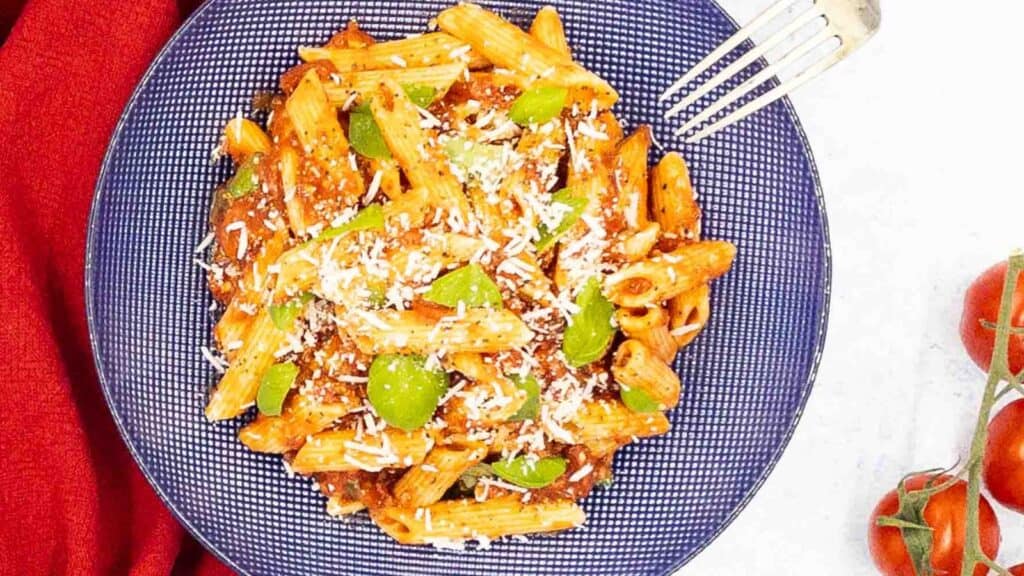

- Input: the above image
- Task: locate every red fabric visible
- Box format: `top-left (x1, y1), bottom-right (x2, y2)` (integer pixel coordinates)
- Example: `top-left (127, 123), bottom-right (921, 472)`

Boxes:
top-left (0, 1), bottom-right (231, 575)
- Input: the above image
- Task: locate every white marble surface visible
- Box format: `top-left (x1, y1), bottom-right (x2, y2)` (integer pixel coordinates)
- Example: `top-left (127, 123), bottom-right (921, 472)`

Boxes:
top-left (677, 0), bottom-right (1024, 573)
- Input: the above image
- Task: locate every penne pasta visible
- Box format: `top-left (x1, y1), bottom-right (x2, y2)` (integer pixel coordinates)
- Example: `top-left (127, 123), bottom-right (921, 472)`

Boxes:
top-left (291, 428), bottom-right (434, 474)
top-left (568, 399), bottom-right (671, 444)
top-left (299, 32), bottom-right (490, 72)
top-left (222, 117), bottom-right (271, 161)
top-left (205, 309), bottom-right (288, 421)
top-left (604, 240), bottom-right (736, 308)
top-left (615, 306), bottom-right (677, 362)
top-left (669, 283), bottom-right (712, 349)
top-left (612, 339), bottom-right (682, 409)
top-left (614, 126), bottom-right (652, 230)
top-left (286, 69), bottom-right (345, 153)
top-left (341, 308), bottom-right (534, 356)
top-left (393, 444), bottom-right (487, 508)
top-left (284, 70), bottom-right (365, 235)
top-left (369, 78), bottom-right (471, 223)
top-left (529, 6), bottom-right (572, 58)
top-left (239, 392), bottom-right (359, 454)
top-left (617, 221), bottom-right (661, 263)
top-left (372, 496), bottom-right (585, 544)
top-left (322, 63), bottom-right (467, 106)
top-left (651, 152), bottom-right (701, 240)
top-left (436, 4), bottom-right (618, 107)
top-left (213, 299), bottom-right (256, 359)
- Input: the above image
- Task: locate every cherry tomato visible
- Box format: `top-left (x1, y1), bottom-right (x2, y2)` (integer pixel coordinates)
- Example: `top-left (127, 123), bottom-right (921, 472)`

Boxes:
top-left (867, 475), bottom-right (1000, 576)
top-left (960, 261), bottom-right (1024, 374)
top-left (1010, 564), bottom-right (1024, 576)
top-left (984, 399), bottom-right (1024, 513)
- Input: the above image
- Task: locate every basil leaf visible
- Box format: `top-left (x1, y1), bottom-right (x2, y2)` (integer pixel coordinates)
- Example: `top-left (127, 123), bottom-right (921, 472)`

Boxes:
top-left (492, 456), bottom-right (566, 489)
top-left (508, 374), bottom-right (540, 422)
top-left (457, 463), bottom-right (494, 491)
top-left (367, 354), bottom-right (449, 431)
top-left (256, 362), bottom-right (300, 416)
top-left (349, 103), bottom-right (392, 160)
top-left (319, 204), bottom-right (385, 240)
top-left (535, 188), bottom-right (587, 252)
top-left (268, 292), bottom-right (315, 331)
top-left (402, 84), bottom-right (437, 109)
top-left (223, 156), bottom-right (260, 199)
top-left (620, 385), bottom-right (660, 413)
top-left (443, 136), bottom-right (504, 174)
top-left (508, 86), bottom-right (568, 126)
top-left (423, 264), bottom-right (503, 309)
top-left (562, 277), bottom-right (616, 367)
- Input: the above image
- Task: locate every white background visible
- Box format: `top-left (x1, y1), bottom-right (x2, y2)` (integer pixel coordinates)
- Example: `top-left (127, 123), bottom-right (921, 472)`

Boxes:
top-left (677, 0), bottom-right (1024, 573)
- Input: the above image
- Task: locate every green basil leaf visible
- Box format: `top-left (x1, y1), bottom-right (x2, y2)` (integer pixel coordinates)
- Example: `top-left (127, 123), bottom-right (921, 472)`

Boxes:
top-left (562, 277), bottom-right (616, 367)
top-left (492, 455), bottom-right (566, 489)
top-left (367, 354), bottom-right (449, 431)
top-left (443, 136), bottom-right (504, 174)
top-left (268, 292), bottom-right (315, 330)
top-left (423, 263), bottom-right (503, 309)
top-left (620, 385), bottom-right (660, 413)
top-left (256, 362), bottom-right (300, 416)
top-left (319, 204), bottom-right (385, 240)
top-left (349, 103), bottom-right (392, 159)
top-left (223, 156), bottom-right (260, 199)
top-left (535, 188), bottom-right (587, 252)
top-left (457, 463), bottom-right (494, 491)
top-left (508, 86), bottom-right (568, 126)
top-left (402, 84), bottom-right (437, 109)
top-left (508, 374), bottom-right (540, 422)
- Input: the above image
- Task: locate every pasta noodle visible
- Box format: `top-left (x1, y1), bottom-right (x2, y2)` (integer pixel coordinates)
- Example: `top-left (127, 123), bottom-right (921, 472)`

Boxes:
top-left (341, 308), bottom-right (534, 355)
top-left (604, 240), bottom-right (736, 308)
top-left (612, 339), bottom-right (682, 409)
top-left (529, 6), bottom-right (572, 58)
top-left (436, 3), bottom-right (618, 107)
top-left (373, 497), bottom-right (585, 544)
top-left (615, 306), bottom-right (677, 362)
top-left (239, 393), bottom-right (359, 454)
top-left (393, 444), bottom-right (487, 508)
top-left (299, 32), bottom-right (490, 72)
top-left (290, 428), bottom-right (434, 474)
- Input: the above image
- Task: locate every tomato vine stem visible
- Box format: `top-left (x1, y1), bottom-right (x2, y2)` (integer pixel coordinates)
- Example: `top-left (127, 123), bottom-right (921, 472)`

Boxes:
top-left (959, 252), bottom-right (1024, 576)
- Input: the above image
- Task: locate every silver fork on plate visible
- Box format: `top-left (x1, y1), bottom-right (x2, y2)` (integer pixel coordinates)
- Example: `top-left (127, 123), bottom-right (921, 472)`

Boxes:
top-left (660, 0), bottom-right (881, 143)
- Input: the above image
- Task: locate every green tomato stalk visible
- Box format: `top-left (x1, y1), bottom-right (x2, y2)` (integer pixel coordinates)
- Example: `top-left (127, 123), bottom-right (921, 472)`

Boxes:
top-left (876, 252), bottom-right (1023, 576)
top-left (958, 252), bottom-right (1024, 576)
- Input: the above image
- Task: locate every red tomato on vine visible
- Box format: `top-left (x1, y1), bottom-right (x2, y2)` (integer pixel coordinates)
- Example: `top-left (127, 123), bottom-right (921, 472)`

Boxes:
top-left (867, 474), bottom-right (999, 576)
top-left (960, 261), bottom-right (1024, 374)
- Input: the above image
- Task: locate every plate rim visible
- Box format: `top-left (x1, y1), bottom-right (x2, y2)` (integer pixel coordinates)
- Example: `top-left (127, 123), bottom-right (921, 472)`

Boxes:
top-left (83, 1), bottom-right (832, 574)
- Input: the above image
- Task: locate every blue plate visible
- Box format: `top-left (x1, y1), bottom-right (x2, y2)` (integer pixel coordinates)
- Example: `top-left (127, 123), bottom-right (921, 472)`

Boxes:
top-left (86, 1), bottom-right (829, 574)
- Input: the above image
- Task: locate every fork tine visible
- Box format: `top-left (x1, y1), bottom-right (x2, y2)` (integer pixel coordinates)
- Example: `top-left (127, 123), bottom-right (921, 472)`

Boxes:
top-left (674, 27), bottom-right (835, 137)
top-left (684, 47), bottom-right (845, 143)
top-left (663, 6), bottom-right (823, 120)
top-left (659, 0), bottom-right (802, 102)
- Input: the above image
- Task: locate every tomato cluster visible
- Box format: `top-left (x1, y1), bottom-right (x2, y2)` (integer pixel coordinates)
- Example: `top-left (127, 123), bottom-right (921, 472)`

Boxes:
top-left (867, 262), bottom-right (1024, 575)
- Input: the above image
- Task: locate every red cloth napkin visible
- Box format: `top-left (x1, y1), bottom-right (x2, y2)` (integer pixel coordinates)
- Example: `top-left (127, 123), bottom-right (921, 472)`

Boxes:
top-left (0, 1), bottom-right (231, 574)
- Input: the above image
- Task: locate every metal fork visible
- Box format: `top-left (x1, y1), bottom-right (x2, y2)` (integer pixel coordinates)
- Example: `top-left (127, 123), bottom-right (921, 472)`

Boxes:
top-left (661, 0), bottom-right (881, 143)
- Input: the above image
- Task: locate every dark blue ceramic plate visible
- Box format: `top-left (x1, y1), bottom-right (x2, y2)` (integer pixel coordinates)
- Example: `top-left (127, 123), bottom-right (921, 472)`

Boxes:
top-left (85, 1), bottom-right (829, 574)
